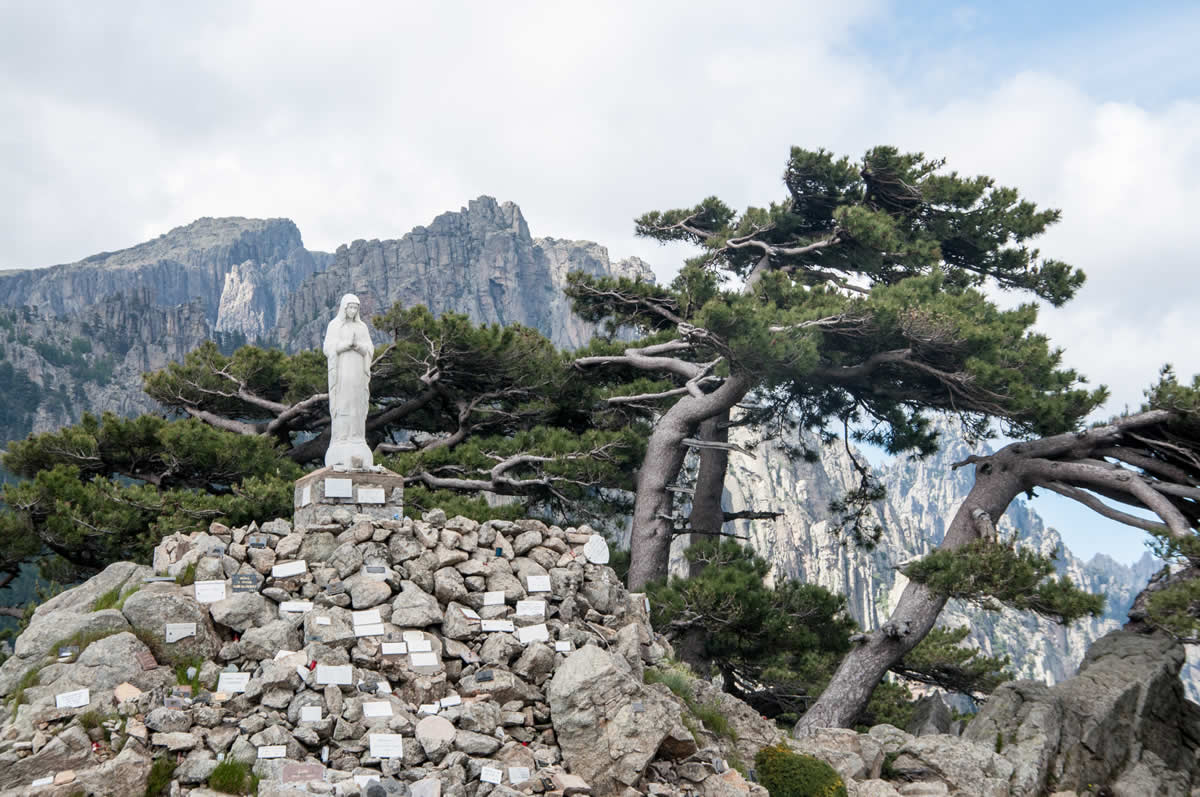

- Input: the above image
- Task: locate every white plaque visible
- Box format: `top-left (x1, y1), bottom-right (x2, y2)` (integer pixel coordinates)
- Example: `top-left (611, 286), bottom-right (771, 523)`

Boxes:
top-left (300, 705), bottom-right (322, 722)
top-left (583, 533), bottom-right (610, 564)
top-left (409, 651), bottom-right (439, 668)
top-left (515, 600), bottom-right (545, 617)
top-left (417, 703), bottom-right (439, 715)
top-left (272, 560), bottom-right (307, 578)
top-left (480, 766), bottom-right (503, 785)
top-left (164, 622), bottom-right (197, 643)
top-left (482, 590), bottom-right (505, 606)
top-left (280, 600), bottom-right (313, 613)
top-left (316, 616), bottom-right (332, 626)
top-left (355, 623), bottom-right (385, 637)
top-left (517, 623), bottom-right (550, 644)
top-left (357, 487), bottom-right (386, 504)
top-left (402, 630), bottom-right (425, 642)
top-left (481, 619), bottom-right (515, 633)
top-left (555, 640), bottom-right (573, 653)
top-left (324, 478), bottom-right (353, 498)
top-left (216, 672), bottom-right (250, 693)
top-left (407, 638), bottom-right (432, 653)
top-left (362, 701), bottom-right (393, 718)
top-left (258, 745), bottom-right (287, 759)
top-left (194, 580), bottom-right (226, 603)
top-left (509, 767), bottom-right (531, 784)
top-left (369, 733), bottom-right (404, 759)
top-left (299, 485), bottom-right (312, 506)
top-left (354, 774), bottom-right (380, 788)
top-left (381, 642), bottom-right (407, 656)
top-left (439, 694), bottom-right (462, 708)
top-left (316, 664), bottom-right (353, 685)
top-left (460, 606), bottom-right (481, 620)
top-left (526, 575), bottom-right (551, 593)
top-left (31, 776), bottom-right (54, 786)
top-left (274, 649), bottom-right (298, 660)
top-left (352, 609), bottom-right (382, 626)
top-left (295, 665), bottom-right (310, 681)
top-left (55, 688), bottom-right (89, 708)
top-left (644, 596), bottom-right (651, 613)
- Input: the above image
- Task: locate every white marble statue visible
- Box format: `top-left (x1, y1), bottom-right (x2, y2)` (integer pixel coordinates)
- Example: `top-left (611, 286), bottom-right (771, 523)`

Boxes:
top-left (323, 293), bottom-right (375, 470)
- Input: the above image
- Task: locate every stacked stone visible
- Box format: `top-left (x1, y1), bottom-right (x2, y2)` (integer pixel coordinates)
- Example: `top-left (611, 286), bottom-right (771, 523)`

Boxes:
top-left (0, 508), bottom-right (765, 797)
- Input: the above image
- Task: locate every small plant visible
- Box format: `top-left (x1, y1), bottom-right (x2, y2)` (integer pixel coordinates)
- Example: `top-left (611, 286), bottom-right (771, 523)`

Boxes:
top-left (175, 561), bottom-right (196, 587)
top-left (78, 710), bottom-right (103, 730)
top-left (8, 664), bottom-right (43, 718)
top-left (93, 583), bottom-right (138, 612)
top-left (49, 628), bottom-right (121, 660)
top-left (881, 751), bottom-right (901, 780)
top-left (208, 758), bottom-right (255, 794)
top-left (694, 701), bottom-right (736, 741)
top-left (995, 731), bottom-right (1004, 754)
top-left (175, 656), bottom-right (205, 693)
top-left (145, 756), bottom-right (177, 797)
top-left (754, 743), bottom-right (847, 797)
top-left (644, 665), bottom-right (695, 706)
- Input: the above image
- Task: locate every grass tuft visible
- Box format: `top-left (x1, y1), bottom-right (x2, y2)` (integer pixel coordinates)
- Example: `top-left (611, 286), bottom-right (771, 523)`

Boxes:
top-left (8, 664), bottom-right (43, 718)
top-left (208, 758), bottom-right (256, 794)
top-left (175, 562), bottom-right (197, 587)
top-left (144, 756), bottom-right (177, 797)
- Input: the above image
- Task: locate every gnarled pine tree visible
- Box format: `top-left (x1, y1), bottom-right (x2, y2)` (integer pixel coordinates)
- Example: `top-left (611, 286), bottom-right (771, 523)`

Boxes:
top-left (569, 146), bottom-right (1103, 590)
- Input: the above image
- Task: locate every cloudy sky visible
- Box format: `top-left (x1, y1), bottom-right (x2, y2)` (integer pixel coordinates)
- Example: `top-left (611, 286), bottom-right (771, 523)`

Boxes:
top-left (2, 0), bottom-right (1196, 562)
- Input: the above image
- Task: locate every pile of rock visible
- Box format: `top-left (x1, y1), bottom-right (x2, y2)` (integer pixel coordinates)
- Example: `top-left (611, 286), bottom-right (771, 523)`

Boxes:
top-left (0, 509), bottom-right (768, 797)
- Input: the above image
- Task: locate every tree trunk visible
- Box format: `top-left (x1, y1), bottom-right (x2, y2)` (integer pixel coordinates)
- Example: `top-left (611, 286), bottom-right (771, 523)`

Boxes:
top-left (794, 459), bottom-right (1026, 733)
top-left (627, 375), bottom-right (753, 591)
top-left (690, 411), bottom-right (731, 539)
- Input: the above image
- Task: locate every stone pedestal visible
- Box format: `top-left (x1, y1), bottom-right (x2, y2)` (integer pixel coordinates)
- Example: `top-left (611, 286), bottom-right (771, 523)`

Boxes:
top-left (293, 467), bottom-right (405, 530)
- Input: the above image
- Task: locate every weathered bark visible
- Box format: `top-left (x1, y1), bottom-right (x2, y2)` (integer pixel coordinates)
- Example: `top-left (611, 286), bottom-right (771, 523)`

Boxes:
top-left (628, 374), bottom-right (754, 590)
top-left (682, 412), bottom-right (733, 575)
top-left (795, 460), bottom-right (1026, 733)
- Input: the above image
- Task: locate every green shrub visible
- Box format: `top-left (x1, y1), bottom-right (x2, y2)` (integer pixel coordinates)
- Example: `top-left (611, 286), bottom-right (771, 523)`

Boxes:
top-left (208, 758), bottom-right (254, 794)
top-left (644, 666), bottom-right (694, 705)
top-left (694, 701), bottom-right (736, 741)
top-left (92, 583), bottom-right (137, 611)
top-left (175, 561), bottom-right (196, 587)
top-left (144, 756), bottom-right (177, 797)
top-left (754, 744), bottom-right (847, 797)
top-left (175, 657), bottom-right (205, 693)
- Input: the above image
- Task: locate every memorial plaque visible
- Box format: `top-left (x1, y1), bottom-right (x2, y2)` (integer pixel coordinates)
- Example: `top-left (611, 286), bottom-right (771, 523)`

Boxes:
top-left (481, 619), bottom-right (515, 633)
top-left (554, 640), bottom-right (572, 653)
top-left (209, 543), bottom-right (228, 557)
top-left (495, 547), bottom-right (504, 557)
top-left (583, 533), bottom-right (610, 564)
top-left (369, 733), bottom-right (404, 759)
top-left (298, 485), bottom-right (313, 507)
top-left (324, 478), bottom-right (353, 498)
top-left (172, 684), bottom-right (193, 697)
top-left (644, 596), bottom-right (651, 614)
top-left (31, 775), bottom-right (54, 786)
top-left (482, 590), bottom-right (505, 606)
top-left (460, 606), bottom-right (481, 620)
top-left (248, 535), bottom-right (269, 549)
top-left (402, 630), bottom-right (426, 642)
top-left (257, 745), bottom-right (287, 759)
top-left (282, 762), bottom-right (325, 784)
top-left (417, 703), bottom-right (439, 715)
top-left (476, 669), bottom-right (494, 682)
top-left (280, 600), bottom-right (313, 613)
top-left (353, 609), bottom-right (382, 626)
top-left (216, 672), bottom-right (250, 693)
top-left (480, 766), bottom-right (503, 785)
top-left (407, 637), bottom-right (432, 653)
top-left (316, 664), bottom-right (352, 685)
top-left (509, 767), bottom-right (532, 784)
top-left (517, 623), bottom-right (549, 644)
top-left (355, 623), bottom-right (385, 637)
top-left (194, 580), bottom-right (226, 603)
top-left (409, 651), bottom-right (439, 668)
top-left (526, 575), bottom-right (551, 593)
top-left (324, 581), bottom-right (345, 595)
top-left (143, 576), bottom-right (176, 582)
top-left (354, 774), bottom-right (380, 788)
top-left (439, 694), bottom-right (462, 708)
top-left (362, 701), bottom-right (393, 718)
top-left (515, 600), bottom-right (545, 617)
top-left (357, 486), bottom-right (386, 504)
top-left (164, 696), bottom-right (188, 709)
top-left (315, 616), bottom-right (332, 626)
top-left (231, 573), bottom-right (262, 593)
top-left (364, 564), bottom-right (387, 580)
top-left (165, 622), bottom-right (197, 643)
top-left (300, 705), bottom-right (323, 722)
top-left (55, 688), bottom-right (89, 709)
top-left (272, 560), bottom-right (307, 578)
top-left (632, 701), bottom-right (645, 713)
top-left (57, 645), bottom-right (79, 660)
top-left (136, 650), bottom-right (158, 670)
top-left (381, 642), bottom-right (407, 656)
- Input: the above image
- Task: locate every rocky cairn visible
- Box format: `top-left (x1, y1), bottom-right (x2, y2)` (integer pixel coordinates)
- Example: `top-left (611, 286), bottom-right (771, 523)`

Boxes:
top-left (0, 499), bottom-right (767, 797)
